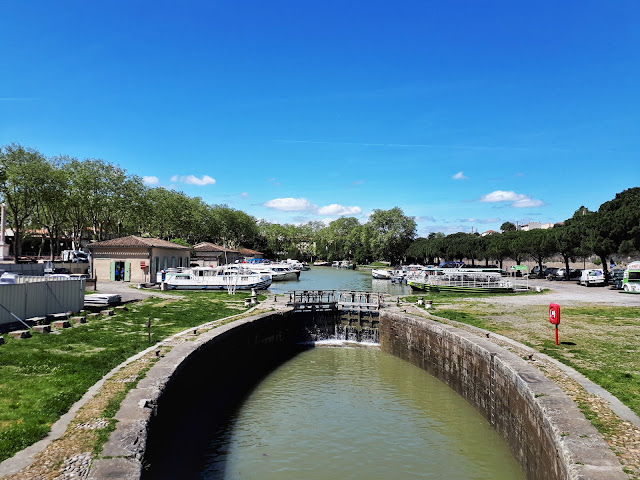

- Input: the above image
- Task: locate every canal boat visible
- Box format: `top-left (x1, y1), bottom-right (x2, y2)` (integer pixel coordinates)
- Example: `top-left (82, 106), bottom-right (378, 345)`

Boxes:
top-left (371, 268), bottom-right (393, 279)
top-left (332, 260), bottom-right (356, 269)
top-left (241, 263), bottom-right (300, 281)
top-left (158, 266), bottom-right (272, 290)
top-left (407, 269), bottom-right (519, 293)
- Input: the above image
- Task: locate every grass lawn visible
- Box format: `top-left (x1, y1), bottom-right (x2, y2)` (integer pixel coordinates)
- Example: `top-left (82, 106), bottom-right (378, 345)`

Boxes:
top-left (0, 290), bottom-right (256, 463)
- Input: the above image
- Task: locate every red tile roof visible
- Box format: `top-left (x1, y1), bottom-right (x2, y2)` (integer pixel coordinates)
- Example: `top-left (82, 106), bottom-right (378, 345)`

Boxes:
top-left (193, 242), bottom-right (238, 253)
top-left (87, 236), bottom-right (191, 250)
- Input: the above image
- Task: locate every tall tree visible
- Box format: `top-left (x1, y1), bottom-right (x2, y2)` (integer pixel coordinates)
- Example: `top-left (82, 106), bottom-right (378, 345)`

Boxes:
top-left (367, 207), bottom-right (416, 264)
top-left (0, 144), bottom-right (49, 261)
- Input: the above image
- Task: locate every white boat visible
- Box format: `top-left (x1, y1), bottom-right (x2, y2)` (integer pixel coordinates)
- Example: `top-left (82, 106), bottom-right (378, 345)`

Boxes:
top-left (158, 267), bottom-right (272, 290)
top-left (313, 260), bottom-right (330, 266)
top-left (371, 269), bottom-right (393, 279)
top-left (241, 263), bottom-right (300, 281)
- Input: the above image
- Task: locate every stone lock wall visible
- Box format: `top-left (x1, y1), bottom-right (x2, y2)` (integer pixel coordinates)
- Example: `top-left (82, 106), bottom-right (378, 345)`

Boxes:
top-left (88, 308), bottom-right (625, 480)
top-left (379, 311), bottom-right (625, 480)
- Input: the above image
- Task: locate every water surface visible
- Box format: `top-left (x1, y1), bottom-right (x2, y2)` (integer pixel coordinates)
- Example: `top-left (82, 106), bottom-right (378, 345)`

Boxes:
top-left (267, 266), bottom-right (411, 296)
top-left (200, 347), bottom-right (525, 480)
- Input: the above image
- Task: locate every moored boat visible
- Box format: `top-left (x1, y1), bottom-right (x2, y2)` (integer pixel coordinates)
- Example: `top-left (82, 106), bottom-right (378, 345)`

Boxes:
top-left (371, 268), bottom-right (393, 279)
top-left (158, 266), bottom-right (272, 290)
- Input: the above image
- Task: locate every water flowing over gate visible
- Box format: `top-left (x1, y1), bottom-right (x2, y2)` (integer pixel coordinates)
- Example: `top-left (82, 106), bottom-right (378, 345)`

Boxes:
top-left (286, 290), bottom-right (382, 343)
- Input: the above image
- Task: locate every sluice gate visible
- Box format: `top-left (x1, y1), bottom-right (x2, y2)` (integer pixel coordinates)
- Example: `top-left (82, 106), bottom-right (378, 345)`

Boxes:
top-left (287, 290), bottom-right (383, 343)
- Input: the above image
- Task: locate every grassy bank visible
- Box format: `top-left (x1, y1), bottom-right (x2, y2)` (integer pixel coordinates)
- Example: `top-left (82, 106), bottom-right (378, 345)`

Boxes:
top-left (428, 303), bottom-right (640, 418)
top-left (0, 291), bottom-right (255, 463)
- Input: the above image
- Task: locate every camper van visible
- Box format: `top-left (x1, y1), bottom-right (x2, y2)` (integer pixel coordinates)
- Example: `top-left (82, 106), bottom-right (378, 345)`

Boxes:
top-left (580, 268), bottom-right (605, 287)
top-left (622, 261), bottom-right (640, 292)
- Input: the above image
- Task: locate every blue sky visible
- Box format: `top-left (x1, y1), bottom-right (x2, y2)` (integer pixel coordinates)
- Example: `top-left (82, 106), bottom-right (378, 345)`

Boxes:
top-left (1, 1), bottom-right (639, 236)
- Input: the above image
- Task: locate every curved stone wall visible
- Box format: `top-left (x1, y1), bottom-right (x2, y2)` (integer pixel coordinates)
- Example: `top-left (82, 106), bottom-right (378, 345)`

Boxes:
top-left (88, 308), bottom-right (625, 480)
top-left (379, 311), bottom-right (625, 480)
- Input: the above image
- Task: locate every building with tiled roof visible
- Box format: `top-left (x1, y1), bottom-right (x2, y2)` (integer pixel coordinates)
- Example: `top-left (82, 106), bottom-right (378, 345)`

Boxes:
top-left (192, 242), bottom-right (264, 267)
top-left (88, 236), bottom-right (191, 284)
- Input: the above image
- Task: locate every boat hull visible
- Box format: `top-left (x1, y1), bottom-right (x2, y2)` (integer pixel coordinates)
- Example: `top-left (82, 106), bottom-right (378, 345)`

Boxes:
top-left (407, 281), bottom-right (513, 293)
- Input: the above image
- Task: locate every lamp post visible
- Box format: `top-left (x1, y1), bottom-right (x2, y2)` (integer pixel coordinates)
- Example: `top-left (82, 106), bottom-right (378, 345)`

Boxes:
top-left (0, 203), bottom-right (9, 260)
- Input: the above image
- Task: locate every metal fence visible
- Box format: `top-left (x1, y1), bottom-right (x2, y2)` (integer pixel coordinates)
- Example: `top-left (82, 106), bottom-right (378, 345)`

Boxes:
top-left (0, 276), bottom-right (85, 327)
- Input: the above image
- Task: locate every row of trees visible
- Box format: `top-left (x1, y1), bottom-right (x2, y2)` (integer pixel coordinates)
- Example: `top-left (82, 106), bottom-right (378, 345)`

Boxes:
top-left (1, 143), bottom-right (637, 269)
top-left (0, 144), bottom-right (259, 259)
top-left (0, 144), bottom-right (417, 263)
top-left (406, 188), bottom-right (640, 278)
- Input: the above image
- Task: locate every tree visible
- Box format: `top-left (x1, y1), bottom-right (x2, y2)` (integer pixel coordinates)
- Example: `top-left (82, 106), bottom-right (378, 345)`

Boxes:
top-left (0, 144), bottom-right (50, 261)
top-left (522, 229), bottom-right (556, 277)
top-left (34, 156), bottom-right (71, 259)
top-left (551, 223), bottom-right (583, 279)
top-left (502, 230), bottom-right (527, 265)
top-left (500, 221), bottom-right (516, 232)
top-left (367, 207), bottom-right (416, 264)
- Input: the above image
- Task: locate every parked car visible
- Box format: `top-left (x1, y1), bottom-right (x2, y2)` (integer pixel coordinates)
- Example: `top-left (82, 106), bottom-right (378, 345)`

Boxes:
top-left (530, 265), bottom-right (547, 278)
top-left (580, 268), bottom-right (605, 286)
top-left (569, 269), bottom-right (582, 280)
top-left (545, 267), bottom-right (559, 280)
top-left (548, 267), bottom-right (568, 280)
top-left (611, 269), bottom-right (625, 289)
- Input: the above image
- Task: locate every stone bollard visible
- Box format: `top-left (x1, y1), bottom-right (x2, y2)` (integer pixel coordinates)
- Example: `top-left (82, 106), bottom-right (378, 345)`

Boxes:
top-left (70, 316), bottom-right (87, 324)
top-left (100, 310), bottom-right (114, 317)
top-left (161, 282), bottom-right (168, 291)
top-left (251, 288), bottom-right (257, 305)
top-left (417, 296), bottom-right (424, 306)
top-left (0, 336), bottom-right (5, 345)
top-left (52, 320), bottom-right (71, 329)
top-left (244, 298), bottom-right (252, 307)
top-left (32, 325), bottom-right (51, 333)
top-left (9, 330), bottom-right (31, 339)
top-left (425, 300), bottom-right (433, 309)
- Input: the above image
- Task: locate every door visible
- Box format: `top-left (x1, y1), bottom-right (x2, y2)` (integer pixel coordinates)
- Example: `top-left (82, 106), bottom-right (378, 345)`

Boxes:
top-left (124, 262), bottom-right (131, 282)
top-left (110, 261), bottom-right (115, 282)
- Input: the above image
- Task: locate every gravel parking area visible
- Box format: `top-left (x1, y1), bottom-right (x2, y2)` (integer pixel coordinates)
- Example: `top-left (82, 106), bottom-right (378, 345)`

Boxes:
top-left (483, 278), bottom-right (640, 306)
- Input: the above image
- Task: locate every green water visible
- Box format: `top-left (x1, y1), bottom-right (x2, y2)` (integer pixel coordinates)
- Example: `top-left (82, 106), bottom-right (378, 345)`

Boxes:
top-left (200, 347), bottom-right (525, 480)
top-left (267, 266), bottom-right (412, 296)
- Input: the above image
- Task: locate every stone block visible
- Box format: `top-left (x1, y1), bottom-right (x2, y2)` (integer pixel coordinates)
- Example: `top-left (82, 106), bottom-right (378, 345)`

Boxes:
top-left (70, 316), bottom-right (87, 324)
top-left (87, 313), bottom-right (100, 320)
top-left (27, 316), bottom-right (47, 325)
top-left (52, 320), bottom-right (71, 329)
top-left (115, 305), bottom-right (128, 311)
top-left (101, 309), bottom-right (114, 316)
top-left (8, 330), bottom-right (31, 339)
top-left (32, 325), bottom-right (51, 333)
top-left (0, 336), bottom-right (4, 345)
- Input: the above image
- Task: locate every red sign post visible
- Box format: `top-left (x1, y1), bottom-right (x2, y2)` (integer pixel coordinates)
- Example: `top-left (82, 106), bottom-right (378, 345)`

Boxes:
top-left (549, 303), bottom-right (561, 345)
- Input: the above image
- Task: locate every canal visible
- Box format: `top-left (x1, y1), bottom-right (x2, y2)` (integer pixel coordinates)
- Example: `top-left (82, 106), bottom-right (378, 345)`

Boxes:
top-left (267, 266), bottom-right (412, 296)
top-left (145, 346), bottom-right (524, 479)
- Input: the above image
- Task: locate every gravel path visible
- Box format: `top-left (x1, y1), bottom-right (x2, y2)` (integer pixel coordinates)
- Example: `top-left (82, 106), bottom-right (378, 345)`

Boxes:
top-left (481, 278), bottom-right (640, 306)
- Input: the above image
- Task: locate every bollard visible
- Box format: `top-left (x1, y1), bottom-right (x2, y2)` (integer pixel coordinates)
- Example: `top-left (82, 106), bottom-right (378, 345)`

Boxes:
top-left (425, 300), bottom-right (433, 309)
top-left (417, 296), bottom-right (424, 306)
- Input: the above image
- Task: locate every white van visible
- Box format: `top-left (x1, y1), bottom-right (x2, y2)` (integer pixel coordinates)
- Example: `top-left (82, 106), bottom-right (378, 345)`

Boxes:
top-left (580, 268), bottom-right (605, 287)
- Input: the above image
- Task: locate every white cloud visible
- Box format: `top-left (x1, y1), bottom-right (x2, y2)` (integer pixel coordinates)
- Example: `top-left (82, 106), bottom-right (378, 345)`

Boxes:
top-left (263, 198), bottom-right (362, 217)
top-left (452, 171), bottom-right (468, 180)
top-left (142, 176), bottom-right (159, 185)
top-left (459, 217), bottom-right (501, 224)
top-left (317, 204), bottom-right (362, 216)
top-left (169, 174), bottom-right (216, 186)
top-left (479, 190), bottom-right (544, 208)
top-left (263, 197), bottom-right (314, 211)
top-left (239, 192), bottom-right (250, 198)
top-left (414, 215), bottom-right (436, 222)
